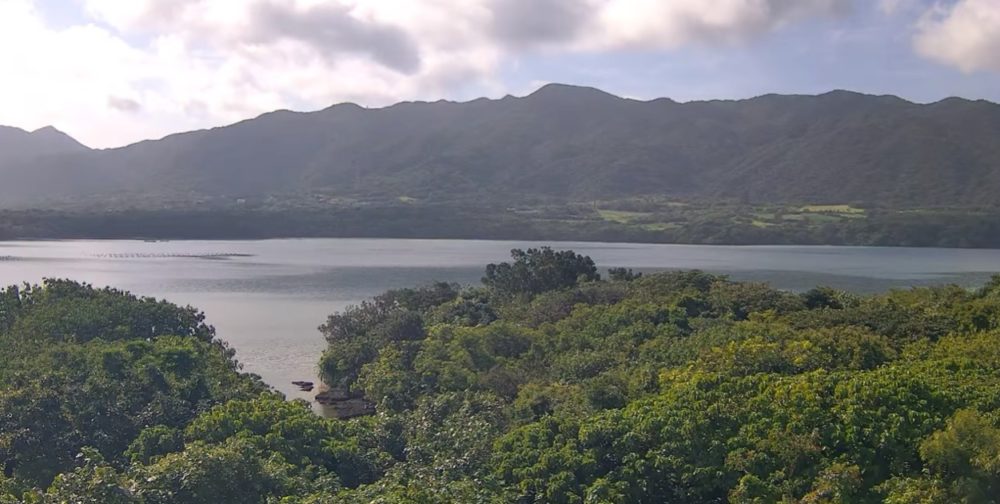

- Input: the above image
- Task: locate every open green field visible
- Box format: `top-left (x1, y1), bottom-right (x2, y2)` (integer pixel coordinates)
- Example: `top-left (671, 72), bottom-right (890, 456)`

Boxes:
top-left (597, 209), bottom-right (652, 223)
top-left (594, 202), bottom-right (874, 233)
top-left (799, 204), bottom-right (866, 214)
top-left (3, 198), bottom-right (1000, 248)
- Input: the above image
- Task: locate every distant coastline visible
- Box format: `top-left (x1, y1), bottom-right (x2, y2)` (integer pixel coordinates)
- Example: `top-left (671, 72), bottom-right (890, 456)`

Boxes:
top-left (2, 202), bottom-right (999, 249)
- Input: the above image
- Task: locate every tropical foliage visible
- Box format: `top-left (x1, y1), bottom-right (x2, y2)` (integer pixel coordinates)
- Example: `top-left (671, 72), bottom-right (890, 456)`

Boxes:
top-left (5, 250), bottom-right (1000, 502)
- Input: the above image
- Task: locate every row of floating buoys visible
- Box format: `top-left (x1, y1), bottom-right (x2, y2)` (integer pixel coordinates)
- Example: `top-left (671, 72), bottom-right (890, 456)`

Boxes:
top-left (93, 252), bottom-right (254, 259)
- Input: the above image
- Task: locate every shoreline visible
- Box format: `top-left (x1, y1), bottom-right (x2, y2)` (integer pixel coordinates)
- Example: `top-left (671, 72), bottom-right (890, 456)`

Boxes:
top-left (3, 234), bottom-right (1000, 251)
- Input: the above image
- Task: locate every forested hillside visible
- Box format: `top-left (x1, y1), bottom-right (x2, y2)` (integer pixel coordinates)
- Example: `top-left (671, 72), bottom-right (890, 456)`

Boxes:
top-left (1, 85), bottom-right (999, 208)
top-left (4, 251), bottom-right (1000, 502)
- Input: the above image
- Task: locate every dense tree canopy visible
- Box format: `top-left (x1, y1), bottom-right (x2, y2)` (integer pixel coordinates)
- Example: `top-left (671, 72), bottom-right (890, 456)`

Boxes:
top-left (483, 248), bottom-right (600, 299)
top-left (5, 253), bottom-right (1000, 502)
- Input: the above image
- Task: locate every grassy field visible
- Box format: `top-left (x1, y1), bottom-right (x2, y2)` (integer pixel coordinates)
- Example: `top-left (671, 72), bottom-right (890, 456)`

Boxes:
top-left (597, 209), bottom-right (653, 223)
top-left (596, 208), bottom-right (684, 232)
top-left (587, 201), bottom-right (876, 238)
top-left (641, 223), bottom-right (681, 231)
top-left (799, 204), bottom-right (866, 214)
top-left (3, 199), bottom-right (999, 247)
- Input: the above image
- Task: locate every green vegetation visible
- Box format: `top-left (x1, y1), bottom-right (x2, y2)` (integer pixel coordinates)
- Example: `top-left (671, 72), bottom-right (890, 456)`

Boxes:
top-left (596, 209), bottom-right (652, 224)
top-left (3, 199), bottom-right (1000, 248)
top-left (3, 86), bottom-right (1000, 249)
top-left (6, 251), bottom-right (1000, 502)
top-left (4, 86), bottom-right (1000, 212)
top-left (800, 204), bottom-right (866, 214)
top-left (0, 281), bottom-right (388, 503)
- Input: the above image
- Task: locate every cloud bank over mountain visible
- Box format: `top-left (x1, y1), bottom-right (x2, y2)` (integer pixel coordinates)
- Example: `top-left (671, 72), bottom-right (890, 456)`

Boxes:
top-left (914, 0), bottom-right (1000, 73)
top-left (0, 0), bottom-right (997, 147)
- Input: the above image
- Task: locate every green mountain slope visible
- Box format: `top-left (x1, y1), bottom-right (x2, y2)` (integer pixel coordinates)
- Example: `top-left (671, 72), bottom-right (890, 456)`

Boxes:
top-left (1, 84), bottom-right (999, 208)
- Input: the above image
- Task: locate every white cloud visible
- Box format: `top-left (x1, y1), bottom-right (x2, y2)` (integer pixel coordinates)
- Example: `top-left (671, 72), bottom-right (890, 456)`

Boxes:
top-left (0, 0), bottom-right (851, 148)
top-left (0, 0), bottom-right (162, 147)
top-left (594, 0), bottom-right (851, 50)
top-left (879, 0), bottom-right (921, 15)
top-left (913, 0), bottom-right (1000, 73)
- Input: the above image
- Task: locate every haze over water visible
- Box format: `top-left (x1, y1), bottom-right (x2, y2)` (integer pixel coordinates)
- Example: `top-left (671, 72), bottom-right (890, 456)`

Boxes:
top-left (2, 238), bottom-right (999, 404)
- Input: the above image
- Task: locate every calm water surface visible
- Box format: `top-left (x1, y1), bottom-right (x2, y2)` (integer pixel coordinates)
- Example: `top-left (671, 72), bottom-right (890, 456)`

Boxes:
top-left (1, 238), bottom-right (999, 404)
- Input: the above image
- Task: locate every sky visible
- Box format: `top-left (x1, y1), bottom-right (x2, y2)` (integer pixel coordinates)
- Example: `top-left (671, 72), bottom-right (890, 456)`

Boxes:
top-left (1, 0), bottom-right (999, 148)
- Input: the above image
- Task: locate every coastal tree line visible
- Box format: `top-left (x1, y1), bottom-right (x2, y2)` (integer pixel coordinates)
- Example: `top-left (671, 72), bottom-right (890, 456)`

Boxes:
top-left (3, 249), bottom-right (1000, 502)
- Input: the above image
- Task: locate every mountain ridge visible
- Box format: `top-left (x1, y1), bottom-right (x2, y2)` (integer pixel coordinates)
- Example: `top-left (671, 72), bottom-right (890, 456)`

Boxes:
top-left (0, 124), bottom-right (89, 155)
top-left (1, 84), bottom-right (999, 209)
top-left (7, 84), bottom-right (992, 151)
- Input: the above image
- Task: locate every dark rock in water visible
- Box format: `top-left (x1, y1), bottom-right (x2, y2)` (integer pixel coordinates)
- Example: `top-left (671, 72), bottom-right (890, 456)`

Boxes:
top-left (315, 388), bottom-right (375, 419)
top-left (293, 380), bottom-right (316, 392)
top-left (323, 398), bottom-right (376, 419)
top-left (315, 388), bottom-right (350, 402)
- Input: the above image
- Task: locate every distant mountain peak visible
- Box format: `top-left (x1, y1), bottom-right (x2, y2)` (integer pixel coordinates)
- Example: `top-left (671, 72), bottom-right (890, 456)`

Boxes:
top-left (0, 125), bottom-right (29, 135)
top-left (29, 125), bottom-right (89, 150)
top-left (31, 125), bottom-right (61, 134)
top-left (932, 96), bottom-right (974, 106)
top-left (0, 124), bottom-right (89, 165)
top-left (527, 83), bottom-right (621, 101)
top-left (814, 89), bottom-right (912, 106)
top-left (321, 102), bottom-right (365, 112)
top-left (819, 89), bottom-right (868, 98)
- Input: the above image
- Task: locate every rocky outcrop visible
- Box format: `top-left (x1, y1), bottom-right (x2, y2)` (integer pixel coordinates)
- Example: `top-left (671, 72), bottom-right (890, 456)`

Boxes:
top-left (315, 388), bottom-right (375, 419)
top-left (292, 381), bottom-right (314, 392)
